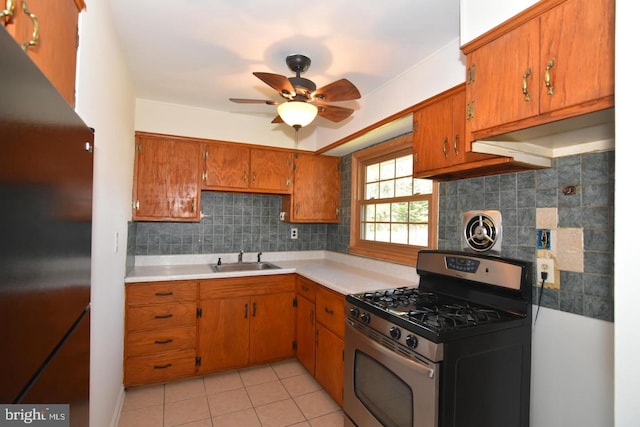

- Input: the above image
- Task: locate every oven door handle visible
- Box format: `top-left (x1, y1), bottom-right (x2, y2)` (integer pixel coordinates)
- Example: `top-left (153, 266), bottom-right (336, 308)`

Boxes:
top-left (346, 320), bottom-right (438, 379)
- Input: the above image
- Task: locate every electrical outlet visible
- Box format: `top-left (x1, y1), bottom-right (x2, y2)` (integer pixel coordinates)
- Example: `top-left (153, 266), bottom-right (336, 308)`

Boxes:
top-left (290, 227), bottom-right (298, 239)
top-left (536, 258), bottom-right (555, 285)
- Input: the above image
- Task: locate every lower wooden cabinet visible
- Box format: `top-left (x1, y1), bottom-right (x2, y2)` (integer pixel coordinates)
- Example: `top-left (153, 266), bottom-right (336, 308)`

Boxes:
top-left (295, 276), bottom-right (317, 374)
top-left (295, 276), bottom-right (345, 406)
top-left (198, 275), bottom-right (296, 373)
top-left (124, 280), bottom-right (198, 387)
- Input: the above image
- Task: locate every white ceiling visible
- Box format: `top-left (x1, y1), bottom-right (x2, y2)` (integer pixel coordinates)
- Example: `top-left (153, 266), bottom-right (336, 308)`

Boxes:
top-left (109, 0), bottom-right (460, 135)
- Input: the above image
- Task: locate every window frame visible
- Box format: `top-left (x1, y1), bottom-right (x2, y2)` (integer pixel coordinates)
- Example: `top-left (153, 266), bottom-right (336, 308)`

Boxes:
top-left (349, 133), bottom-right (438, 266)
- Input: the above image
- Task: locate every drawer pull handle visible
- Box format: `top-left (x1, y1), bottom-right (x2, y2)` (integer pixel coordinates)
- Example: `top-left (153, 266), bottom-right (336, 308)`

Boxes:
top-left (154, 314), bottom-right (173, 319)
top-left (153, 363), bottom-right (172, 370)
top-left (244, 303), bottom-right (248, 318)
top-left (154, 339), bottom-right (173, 344)
top-left (324, 307), bottom-right (334, 315)
top-left (253, 302), bottom-right (257, 317)
top-left (155, 291), bottom-right (174, 297)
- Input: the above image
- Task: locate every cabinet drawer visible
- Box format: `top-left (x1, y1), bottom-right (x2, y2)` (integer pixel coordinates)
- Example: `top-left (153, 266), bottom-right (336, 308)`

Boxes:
top-left (126, 326), bottom-right (196, 357)
top-left (127, 302), bottom-right (196, 331)
top-left (296, 276), bottom-right (316, 302)
top-left (316, 287), bottom-right (345, 338)
top-left (127, 281), bottom-right (197, 305)
top-left (125, 350), bottom-right (196, 386)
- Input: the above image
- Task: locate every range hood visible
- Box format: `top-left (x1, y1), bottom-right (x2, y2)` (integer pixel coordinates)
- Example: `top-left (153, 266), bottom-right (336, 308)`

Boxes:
top-left (471, 108), bottom-right (615, 168)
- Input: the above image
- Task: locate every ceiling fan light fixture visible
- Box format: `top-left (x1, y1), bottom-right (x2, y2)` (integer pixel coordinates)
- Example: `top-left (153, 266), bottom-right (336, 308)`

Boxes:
top-left (277, 101), bottom-right (318, 128)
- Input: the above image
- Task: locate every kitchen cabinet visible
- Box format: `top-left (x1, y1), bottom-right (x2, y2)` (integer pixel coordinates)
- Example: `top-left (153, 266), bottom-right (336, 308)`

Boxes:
top-left (198, 274), bottom-right (296, 373)
top-left (132, 132), bottom-right (202, 221)
top-left (124, 281), bottom-right (198, 387)
top-left (314, 285), bottom-right (345, 406)
top-left (2, 0), bottom-right (85, 106)
top-left (413, 84), bottom-right (510, 179)
top-left (295, 276), bottom-right (316, 374)
top-left (281, 153), bottom-right (340, 223)
top-left (294, 276), bottom-right (345, 405)
top-left (202, 141), bottom-right (293, 194)
top-left (462, 0), bottom-right (614, 141)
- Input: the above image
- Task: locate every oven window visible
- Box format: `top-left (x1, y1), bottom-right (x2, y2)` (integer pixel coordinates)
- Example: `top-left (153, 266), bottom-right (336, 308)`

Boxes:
top-left (354, 350), bottom-right (413, 427)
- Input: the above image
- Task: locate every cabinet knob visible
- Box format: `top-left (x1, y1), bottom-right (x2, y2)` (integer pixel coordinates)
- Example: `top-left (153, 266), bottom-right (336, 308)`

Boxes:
top-left (545, 59), bottom-right (555, 95)
top-left (522, 68), bottom-right (532, 102)
top-left (19, 0), bottom-right (40, 51)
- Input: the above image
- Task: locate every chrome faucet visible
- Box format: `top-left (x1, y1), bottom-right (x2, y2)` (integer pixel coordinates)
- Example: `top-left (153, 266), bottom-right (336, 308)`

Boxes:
top-left (238, 250), bottom-right (244, 263)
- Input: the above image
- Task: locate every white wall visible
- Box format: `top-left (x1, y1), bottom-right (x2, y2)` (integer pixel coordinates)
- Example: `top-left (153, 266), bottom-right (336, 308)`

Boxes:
top-left (459, 0), bottom-right (536, 44)
top-left (531, 308), bottom-right (614, 427)
top-left (74, 1), bottom-right (135, 425)
top-left (613, 1), bottom-right (639, 426)
top-left (135, 99), bottom-right (313, 150)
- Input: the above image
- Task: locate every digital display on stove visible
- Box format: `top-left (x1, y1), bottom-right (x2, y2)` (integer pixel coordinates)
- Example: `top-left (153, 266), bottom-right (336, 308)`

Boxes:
top-left (445, 256), bottom-right (480, 273)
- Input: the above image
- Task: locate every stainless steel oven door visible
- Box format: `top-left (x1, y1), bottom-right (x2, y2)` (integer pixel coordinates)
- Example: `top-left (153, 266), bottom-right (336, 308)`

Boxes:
top-left (343, 319), bottom-right (439, 427)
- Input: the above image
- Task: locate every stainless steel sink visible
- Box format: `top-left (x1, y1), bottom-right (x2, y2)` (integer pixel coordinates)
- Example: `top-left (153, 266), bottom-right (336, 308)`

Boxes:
top-left (212, 262), bottom-right (281, 273)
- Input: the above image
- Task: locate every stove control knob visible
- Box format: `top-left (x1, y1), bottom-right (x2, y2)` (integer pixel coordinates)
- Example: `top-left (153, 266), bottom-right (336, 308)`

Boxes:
top-left (406, 334), bottom-right (418, 349)
top-left (349, 307), bottom-right (360, 318)
top-left (389, 327), bottom-right (401, 340)
top-left (360, 312), bottom-right (371, 324)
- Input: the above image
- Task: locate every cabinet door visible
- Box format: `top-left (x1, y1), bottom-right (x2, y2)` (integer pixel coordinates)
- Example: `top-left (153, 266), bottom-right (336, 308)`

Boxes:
top-left (203, 142), bottom-right (250, 189)
top-left (316, 286), bottom-right (345, 338)
top-left (133, 135), bottom-right (201, 221)
top-left (290, 153), bottom-right (340, 222)
top-left (198, 298), bottom-right (250, 372)
top-left (250, 148), bottom-right (293, 192)
top-left (467, 18), bottom-right (540, 134)
top-left (296, 295), bottom-right (315, 375)
top-left (315, 324), bottom-right (343, 406)
top-left (538, 0), bottom-right (614, 114)
top-left (250, 292), bottom-right (295, 364)
top-left (3, 0), bottom-right (82, 106)
top-left (413, 96), bottom-right (453, 174)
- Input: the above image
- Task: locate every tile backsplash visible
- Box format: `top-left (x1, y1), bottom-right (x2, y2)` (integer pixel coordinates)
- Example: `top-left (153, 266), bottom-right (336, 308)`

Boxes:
top-left (133, 192), bottom-right (328, 255)
top-left (128, 150), bottom-right (614, 322)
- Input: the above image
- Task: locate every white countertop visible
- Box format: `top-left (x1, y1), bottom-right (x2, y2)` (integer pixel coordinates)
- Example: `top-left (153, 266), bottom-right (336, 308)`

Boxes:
top-left (125, 251), bottom-right (419, 295)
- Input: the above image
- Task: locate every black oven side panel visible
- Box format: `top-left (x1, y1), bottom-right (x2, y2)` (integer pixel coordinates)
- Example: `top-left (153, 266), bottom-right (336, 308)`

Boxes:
top-left (439, 327), bottom-right (532, 427)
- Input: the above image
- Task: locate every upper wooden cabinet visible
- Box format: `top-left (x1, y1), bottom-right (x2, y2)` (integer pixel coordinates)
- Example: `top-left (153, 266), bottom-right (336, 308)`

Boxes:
top-left (462, 0), bottom-right (614, 141)
top-left (281, 153), bottom-right (340, 223)
top-left (3, 0), bottom-right (85, 106)
top-left (413, 84), bottom-right (525, 180)
top-left (133, 133), bottom-right (202, 222)
top-left (202, 141), bottom-right (293, 194)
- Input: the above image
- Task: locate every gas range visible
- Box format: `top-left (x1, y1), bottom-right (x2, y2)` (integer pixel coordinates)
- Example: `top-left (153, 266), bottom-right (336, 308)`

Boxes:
top-left (345, 250), bottom-right (532, 361)
top-left (343, 249), bottom-right (534, 427)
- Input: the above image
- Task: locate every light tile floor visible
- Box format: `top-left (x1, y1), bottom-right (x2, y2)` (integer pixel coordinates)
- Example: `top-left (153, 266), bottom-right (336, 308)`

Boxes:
top-left (118, 359), bottom-right (344, 427)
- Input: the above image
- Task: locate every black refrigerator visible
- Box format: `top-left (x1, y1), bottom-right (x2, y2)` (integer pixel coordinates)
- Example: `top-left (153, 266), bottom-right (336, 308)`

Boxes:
top-left (0, 27), bottom-right (92, 426)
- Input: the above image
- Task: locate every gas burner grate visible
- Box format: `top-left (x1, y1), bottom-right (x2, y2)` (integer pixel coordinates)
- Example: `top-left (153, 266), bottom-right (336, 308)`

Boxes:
top-left (404, 304), bottom-right (503, 333)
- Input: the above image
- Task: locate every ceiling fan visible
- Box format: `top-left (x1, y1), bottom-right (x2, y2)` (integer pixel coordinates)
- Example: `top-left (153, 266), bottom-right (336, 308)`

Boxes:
top-left (230, 54), bottom-right (361, 129)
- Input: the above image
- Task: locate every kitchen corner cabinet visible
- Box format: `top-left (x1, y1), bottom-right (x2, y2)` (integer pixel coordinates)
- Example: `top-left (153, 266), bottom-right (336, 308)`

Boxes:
top-left (2, 0), bottom-right (85, 106)
top-left (462, 0), bottom-right (614, 141)
top-left (198, 275), bottom-right (296, 373)
top-left (124, 281), bottom-right (198, 387)
top-left (132, 133), bottom-right (202, 221)
top-left (314, 285), bottom-right (345, 406)
top-left (295, 276), bottom-right (317, 374)
top-left (202, 141), bottom-right (293, 194)
top-left (281, 153), bottom-right (340, 223)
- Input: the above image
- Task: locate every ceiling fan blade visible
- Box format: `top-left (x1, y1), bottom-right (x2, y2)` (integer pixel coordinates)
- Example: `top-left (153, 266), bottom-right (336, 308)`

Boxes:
top-left (316, 104), bottom-right (355, 122)
top-left (229, 98), bottom-right (279, 105)
top-left (253, 72), bottom-right (296, 99)
top-left (271, 115), bottom-right (284, 124)
top-left (312, 79), bottom-right (361, 102)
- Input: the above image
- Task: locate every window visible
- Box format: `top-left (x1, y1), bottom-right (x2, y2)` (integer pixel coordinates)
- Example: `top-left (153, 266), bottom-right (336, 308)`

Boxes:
top-left (350, 134), bottom-right (437, 265)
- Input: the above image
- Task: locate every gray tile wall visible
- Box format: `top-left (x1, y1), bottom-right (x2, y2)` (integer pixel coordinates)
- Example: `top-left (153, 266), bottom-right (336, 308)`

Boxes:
top-left (325, 150), bottom-right (614, 322)
top-left (128, 151), bottom-right (614, 322)
top-left (132, 192), bottom-right (328, 255)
